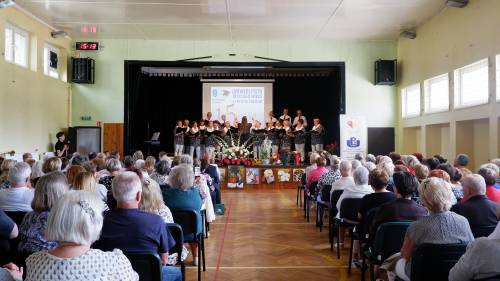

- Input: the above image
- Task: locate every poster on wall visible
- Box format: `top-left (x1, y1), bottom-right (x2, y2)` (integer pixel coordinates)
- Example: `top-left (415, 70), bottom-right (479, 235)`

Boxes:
top-left (246, 168), bottom-right (260, 184)
top-left (293, 169), bottom-right (306, 182)
top-left (227, 165), bottom-right (244, 189)
top-left (339, 115), bottom-right (367, 160)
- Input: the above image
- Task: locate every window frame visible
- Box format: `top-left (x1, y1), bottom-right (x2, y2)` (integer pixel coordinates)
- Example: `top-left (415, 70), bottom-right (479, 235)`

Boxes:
top-left (401, 83), bottom-right (421, 119)
top-left (496, 54), bottom-right (500, 101)
top-left (424, 73), bottom-right (450, 114)
top-left (4, 23), bottom-right (29, 68)
top-left (43, 42), bottom-right (60, 79)
top-left (453, 58), bottom-right (489, 109)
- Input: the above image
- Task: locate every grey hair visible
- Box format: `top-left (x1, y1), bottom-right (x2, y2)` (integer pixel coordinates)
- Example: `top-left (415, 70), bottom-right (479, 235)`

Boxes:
top-left (418, 177), bottom-right (455, 213)
top-left (8, 162), bottom-right (31, 185)
top-left (179, 154), bottom-right (194, 166)
top-left (45, 191), bottom-right (104, 245)
top-left (309, 152), bottom-right (319, 164)
top-left (31, 160), bottom-right (45, 178)
top-left (378, 161), bottom-right (395, 176)
top-left (366, 154), bottom-right (376, 163)
top-left (354, 153), bottom-right (364, 161)
top-left (339, 160), bottom-right (352, 173)
top-left (168, 164), bottom-right (194, 190)
top-left (462, 174), bottom-right (486, 195)
top-left (491, 158), bottom-right (500, 169)
top-left (406, 155), bottom-right (420, 168)
top-left (378, 156), bottom-right (393, 165)
top-left (353, 166), bottom-right (369, 185)
top-left (351, 160), bottom-right (361, 170)
top-left (106, 158), bottom-right (122, 172)
top-left (480, 163), bottom-right (499, 174)
top-left (363, 162), bottom-right (376, 172)
top-left (112, 171), bottom-right (142, 203)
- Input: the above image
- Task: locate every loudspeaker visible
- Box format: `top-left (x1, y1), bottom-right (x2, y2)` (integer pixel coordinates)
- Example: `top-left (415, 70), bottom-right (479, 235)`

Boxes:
top-left (68, 127), bottom-right (101, 156)
top-left (71, 57), bottom-right (95, 84)
top-left (375, 59), bottom-right (397, 85)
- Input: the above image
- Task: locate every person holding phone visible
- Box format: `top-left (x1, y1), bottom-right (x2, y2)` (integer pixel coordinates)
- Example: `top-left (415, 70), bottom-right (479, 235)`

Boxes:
top-left (55, 132), bottom-right (69, 157)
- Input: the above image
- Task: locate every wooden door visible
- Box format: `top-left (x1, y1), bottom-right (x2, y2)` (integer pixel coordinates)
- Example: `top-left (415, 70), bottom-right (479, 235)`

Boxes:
top-left (103, 123), bottom-right (124, 157)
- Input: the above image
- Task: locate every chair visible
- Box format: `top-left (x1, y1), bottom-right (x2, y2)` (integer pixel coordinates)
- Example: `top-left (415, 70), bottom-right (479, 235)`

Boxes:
top-left (201, 209), bottom-right (209, 239)
top-left (166, 223), bottom-right (185, 281)
top-left (124, 252), bottom-right (162, 281)
top-left (297, 173), bottom-right (306, 207)
top-left (316, 184), bottom-right (332, 232)
top-left (4, 211), bottom-right (26, 226)
top-left (474, 275), bottom-right (500, 281)
top-left (4, 211), bottom-right (26, 264)
top-left (305, 181), bottom-right (318, 223)
top-left (361, 221), bottom-right (411, 281)
top-left (409, 243), bottom-right (467, 281)
top-left (335, 197), bottom-right (362, 273)
top-left (471, 225), bottom-right (497, 238)
top-left (328, 189), bottom-right (344, 251)
top-left (171, 209), bottom-right (205, 281)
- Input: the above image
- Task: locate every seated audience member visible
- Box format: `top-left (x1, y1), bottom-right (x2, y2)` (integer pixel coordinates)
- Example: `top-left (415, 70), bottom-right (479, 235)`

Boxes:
top-left (371, 172), bottom-right (427, 236)
top-left (0, 159), bottom-right (16, 189)
top-left (18, 172), bottom-right (68, 254)
top-left (163, 164), bottom-right (203, 266)
top-left (66, 165), bottom-right (85, 188)
top-left (358, 168), bottom-right (396, 220)
top-left (454, 153), bottom-right (470, 174)
top-left (305, 153), bottom-right (319, 179)
top-left (330, 160), bottom-right (355, 196)
top-left (351, 159), bottom-right (362, 170)
top-left (318, 157), bottom-right (341, 191)
top-left (479, 167), bottom-right (500, 203)
top-left (388, 152), bottom-right (402, 163)
top-left (434, 154), bottom-right (447, 164)
top-left (363, 161), bottom-right (376, 172)
top-left (144, 156), bottom-right (156, 175)
top-left (22, 153), bottom-right (32, 163)
top-left (93, 172), bottom-right (181, 281)
top-left (42, 157), bottom-right (62, 174)
top-left (0, 162), bottom-right (34, 212)
top-left (422, 157), bottom-right (440, 171)
top-left (451, 174), bottom-right (499, 235)
top-left (388, 177), bottom-right (474, 281)
top-left (306, 156), bottom-right (329, 194)
top-left (71, 154), bottom-right (88, 166)
top-left (139, 178), bottom-right (173, 224)
top-left (99, 158), bottom-right (122, 190)
top-left (150, 160), bottom-right (170, 186)
top-left (437, 163), bottom-right (463, 201)
top-left (82, 162), bottom-right (108, 201)
top-left (201, 157), bottom-right (221, 205)
top-left (412, 152), bottom-right (423, 163)
top-left (73, 172), bottom-right (108, 205)
top-left (449, 223), bottom-right (500, 281)
top-left (26, 191), bottom-right (138, 281)
top-left (428, 169), bottom-right (457, 205)
top-left (414, 164), bottom-right (429, 183)
top-left (403, 155), bottom-right (420, 174)
top-left (366, 154), bottom-right (377, 164)
top-left (0, 209), bottom-right (18, 264)
top-left (123, 155), bottom-right (135, 170)
top-left (336, 166), bottom-right (373, 216)
top-left (30, 160), bottom-right (44, 187)
top-left (132, 150), bottom-right (144, 161)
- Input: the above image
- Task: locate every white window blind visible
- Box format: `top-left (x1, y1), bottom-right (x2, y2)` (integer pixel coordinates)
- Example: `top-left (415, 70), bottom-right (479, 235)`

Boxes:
top-left (496, 55), bottom-right (500, 101)
top-left (424, 73), bottom-right (449, 113)
top-left (402, 83), bottom-right (421, 118)
top-left (43, 43), bottom-right (59, 79)
top-left (4, 24), bottom-right (29, 68)
top-left (454, 58), bottom-right (489, 108)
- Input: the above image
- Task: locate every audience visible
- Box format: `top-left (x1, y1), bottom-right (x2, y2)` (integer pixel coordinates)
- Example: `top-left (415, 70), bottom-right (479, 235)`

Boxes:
top-left (336, 166), bottom-right (373, 216)
top-left (18, 172), bottom-right (68, 254)
top-left (151, 160), bottom-right (170, 186)
top-left (99, 158), bottom-right (123, 190)
top-left (479, 167), bottom-right (500, 203)
top-left (330, 160), bottom-right (354, 196)
top-left (200, 157), bottom-right (221, 205)
top-left (41, 157), bottom-right (62, 174)
top-left (139, 178), bottom-right (173, 224)
top-left (306, 156), bottom-right (328, 194)
top-left (144, 156), bottom-right (156, 175)
top-left (358, 168), bottom-right (396, 220)
top-left (81, 162), bottom-right (108, 201)
top-left (317, 156), bottom-right (341, 190)
top-left (451, 174), bottom-right (499, 237)
top-left (0, 209), bottom-right (18, 264)
top-left (414, 164), bottom-right (429, 182)
top-left (0, 162), bottom-right (34, 212)
top-left (25, 191), bottom-right (138, 281)
top-left (163, 164), bottom-right (202, 266)
top-left (388, 177), bottom-right (474, 281)
top-left (0, 159), bottom-right (16, 189)
top-left (66, 165), bottom-right (85, 188)
top-left (93, 172), bottom-right (181, 281)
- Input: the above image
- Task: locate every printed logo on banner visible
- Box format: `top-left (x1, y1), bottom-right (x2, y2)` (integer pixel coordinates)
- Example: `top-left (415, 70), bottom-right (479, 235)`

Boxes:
top-left (347, 137), bottom-right (361, 148)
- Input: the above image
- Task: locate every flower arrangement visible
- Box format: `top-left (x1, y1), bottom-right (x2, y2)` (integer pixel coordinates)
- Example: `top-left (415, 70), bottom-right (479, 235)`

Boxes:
top-left (216, 131), bottom-right (254, 166)
top-left (325, 142), bottom-right (339, 156)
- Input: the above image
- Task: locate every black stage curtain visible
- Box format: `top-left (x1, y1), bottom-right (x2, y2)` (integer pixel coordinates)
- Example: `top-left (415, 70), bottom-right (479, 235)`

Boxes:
top-left (127, 74), bottom-right (341, 155)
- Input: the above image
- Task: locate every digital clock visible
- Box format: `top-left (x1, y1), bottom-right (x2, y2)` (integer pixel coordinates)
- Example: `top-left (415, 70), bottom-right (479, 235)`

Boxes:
top-left (76, 42), bottom-right (99, 51)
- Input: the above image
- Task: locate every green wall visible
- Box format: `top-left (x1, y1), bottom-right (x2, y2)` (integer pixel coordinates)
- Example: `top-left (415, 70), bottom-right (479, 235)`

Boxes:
top-left (72, 39), bottom-right (397, 129)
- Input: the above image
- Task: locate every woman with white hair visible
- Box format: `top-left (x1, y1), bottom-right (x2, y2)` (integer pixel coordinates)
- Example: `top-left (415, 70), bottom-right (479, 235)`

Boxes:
top-left (25, 191), bottom-right (138, 281)
top-left (388, 177), bottom-right (474, 281)
top-left (30, 160), bottom-right (44, 187)
top-left (336, 166), bottom-right (374, 216)
top-left (18, 172), bottom-right (68, 254)
top-left (163, 164), bottom-right (203, 266)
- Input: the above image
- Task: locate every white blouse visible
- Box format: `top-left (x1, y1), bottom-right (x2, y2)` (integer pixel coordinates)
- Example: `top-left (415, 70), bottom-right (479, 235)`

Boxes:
top-left (26, 249), bottom-right (138, 281)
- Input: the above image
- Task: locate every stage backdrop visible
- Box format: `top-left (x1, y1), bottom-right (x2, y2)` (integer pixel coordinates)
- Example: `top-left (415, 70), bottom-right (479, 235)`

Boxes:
top-left (125, 62), bottom-right (345, 155)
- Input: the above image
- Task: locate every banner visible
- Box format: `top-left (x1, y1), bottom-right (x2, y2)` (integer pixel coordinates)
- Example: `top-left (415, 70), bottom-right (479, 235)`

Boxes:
top-left (339, 115), bottom-right (367, 160)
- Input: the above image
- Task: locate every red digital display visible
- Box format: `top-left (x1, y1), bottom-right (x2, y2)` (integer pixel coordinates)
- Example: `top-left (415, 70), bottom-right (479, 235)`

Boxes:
top-left (76, 42), bottom-right (99, 51)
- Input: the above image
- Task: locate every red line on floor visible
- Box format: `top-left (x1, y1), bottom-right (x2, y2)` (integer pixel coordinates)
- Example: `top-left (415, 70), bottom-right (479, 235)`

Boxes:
top-left (212, 198), bottom-right (233, 281)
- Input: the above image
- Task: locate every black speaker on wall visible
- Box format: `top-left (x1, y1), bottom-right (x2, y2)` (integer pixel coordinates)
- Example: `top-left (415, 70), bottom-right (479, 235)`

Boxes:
top-left (71, 57), bottom-right (95, 84)
top-left (67, 126), bottom-right (101, 156)
top-left (375, 59), bottom-right (397, 85)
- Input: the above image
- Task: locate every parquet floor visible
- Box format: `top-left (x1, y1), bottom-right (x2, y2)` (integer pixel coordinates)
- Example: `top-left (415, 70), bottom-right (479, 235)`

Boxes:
top-left (185, 187), bottom-right (362, 281)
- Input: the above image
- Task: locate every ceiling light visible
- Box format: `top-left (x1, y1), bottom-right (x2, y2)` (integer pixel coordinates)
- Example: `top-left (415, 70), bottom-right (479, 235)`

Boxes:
top-left (446, 0), bottom-right (468, 8)
top-left (400, 30), bottom-right (416, 39)
top-left (51, 31), bottom-right (68, 38)
top-left (0, 0), bottom-right (15, 8)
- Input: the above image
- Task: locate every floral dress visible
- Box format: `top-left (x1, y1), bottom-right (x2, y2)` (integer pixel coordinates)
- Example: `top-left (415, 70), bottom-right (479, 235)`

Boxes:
top-left (18, 211), bottom-right (57, 253)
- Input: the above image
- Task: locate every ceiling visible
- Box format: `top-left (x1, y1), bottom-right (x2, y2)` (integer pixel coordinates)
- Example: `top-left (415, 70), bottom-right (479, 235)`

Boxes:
top-left (15, 0), bottom-right (448, 41)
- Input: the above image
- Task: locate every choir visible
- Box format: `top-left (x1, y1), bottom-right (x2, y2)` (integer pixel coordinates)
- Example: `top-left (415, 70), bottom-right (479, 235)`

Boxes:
top-left (173, 109), bottom-right (325, 162)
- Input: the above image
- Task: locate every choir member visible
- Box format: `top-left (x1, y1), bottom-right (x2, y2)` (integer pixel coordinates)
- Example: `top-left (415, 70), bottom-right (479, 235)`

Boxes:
top-left (222, 121), bottom-right (232, 145)
top-left (310, 118), bottom-right (325, 152)
top-left (279, 108), bottom-right (291, 122)
top-left (280, 120), bottom-right (293, 152)
top-left (293, 119), bottom-right (306, 161)
top-left (187, 121), bottom-right (201, 159)
top-left (204, 121), bottom-right (217, 159)
top-left (267, 111), bottom-right (277, 124)
top-left (239, 116), bottom-right (252, 144)
top-left (173, 120), bottom-right (187, 156)
top-left (199, 120), bottom-right (207, 157)
top-left (182, 119), bottom-right (190, 154)
top-left (251, 121), bottom-right (265, 159)
top-left (266, 122), bottom-right (279, 157)
top-left (292, 109), bottom-right (308, 128)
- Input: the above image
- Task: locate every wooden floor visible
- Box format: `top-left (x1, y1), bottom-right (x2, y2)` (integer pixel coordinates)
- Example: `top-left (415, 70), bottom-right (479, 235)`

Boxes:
top-left (185, 187), bottom-right (361, 281)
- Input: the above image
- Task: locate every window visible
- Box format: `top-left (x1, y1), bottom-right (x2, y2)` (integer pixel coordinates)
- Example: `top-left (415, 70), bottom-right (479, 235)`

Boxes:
top-left (454, 58), bottom-right (489, 108)
top-left (401, 83), bottom-right (421, 118)
top-left (4, 23), bottom-right (29, 68)
top-left (496, 55), bottom-right (500, 101)
top-left (424, 73), bottom-right (449, 113)
top-left (43, 43), bottom-right (59, 79)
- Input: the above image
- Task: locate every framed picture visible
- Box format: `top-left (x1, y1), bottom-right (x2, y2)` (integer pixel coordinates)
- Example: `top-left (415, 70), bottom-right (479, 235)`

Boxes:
top-left (245, 168), bottom-right (260, 184)
top-left (219, 168), bottom-right (226, 182)
top-left (227, 165), bottom-right (244, 189)
top-left (277, 169), bottom-right (291, 182)
top-left (293, 168), bottom-right (306, 182)
top-left (263, 169), bottom-right (275, 184)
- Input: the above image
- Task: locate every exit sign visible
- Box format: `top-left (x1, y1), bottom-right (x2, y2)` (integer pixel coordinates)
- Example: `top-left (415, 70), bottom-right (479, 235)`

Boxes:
top-left (80, 116), bottom-right (92, 121)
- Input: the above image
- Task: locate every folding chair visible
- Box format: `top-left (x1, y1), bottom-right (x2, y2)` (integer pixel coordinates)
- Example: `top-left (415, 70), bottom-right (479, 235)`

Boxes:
top-left (407, 243), bottom-right (467, 281)
top-left (316, 184), bottom-right (332, 231)
top-left (471, 225), bottom-right (497, 238)
top-left (167, 223), bottom-right (186, 281)
top-left (297, 173), bottom-right (306, 207)
top-left (305, 181), bottom-right (318, 223)
top-left (329, 189), bottom-right (343, 252)
top-left (335, 197), bottom-right (362, 273)
top-left (124, 252), bottom-right (162, 281)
